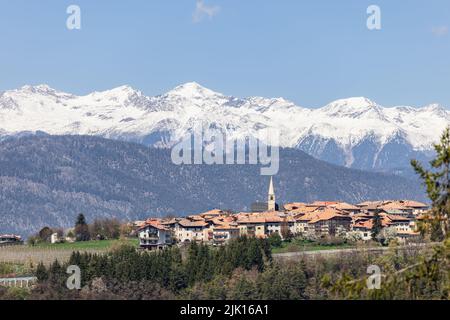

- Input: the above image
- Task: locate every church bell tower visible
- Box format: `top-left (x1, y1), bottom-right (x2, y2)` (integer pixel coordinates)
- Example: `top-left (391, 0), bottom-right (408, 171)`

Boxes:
top-left (268, 176), bottom-right (276, 211)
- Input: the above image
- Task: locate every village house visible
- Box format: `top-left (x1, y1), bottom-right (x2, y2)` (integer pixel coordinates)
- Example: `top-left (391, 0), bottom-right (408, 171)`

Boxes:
top-left (236, 214), bottom-right (267, 238)
top-left (175, 218), bottom-right (210, 243)
top-left (351, 213), bottom-right (418, 243)
top-left (212, 224), bottom-right (240, 246)
top-left (294, 212), bottom-right (317, 234)
top-left (307, 208), bottom-right (352, 237)
top-left (381, 214), bottom-right (413, 233)
top-left (262, 212), bottom-right (283, 236)
top-left (0, 234), bottom-right (23, 246)
top-left (401, 200), bottom-right (429, 215)
top-left (138, 219), bottom-right (173, 250)
top-left (352, 220), bottom-right (374, 241)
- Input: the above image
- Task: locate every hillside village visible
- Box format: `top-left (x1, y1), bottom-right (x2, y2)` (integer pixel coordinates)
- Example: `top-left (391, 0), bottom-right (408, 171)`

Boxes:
top-left (136, 177), bottom-right (429, 250)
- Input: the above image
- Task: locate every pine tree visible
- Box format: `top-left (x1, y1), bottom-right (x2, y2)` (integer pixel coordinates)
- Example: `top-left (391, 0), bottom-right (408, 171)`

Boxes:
top-left (268, 232), bottom-right (282, 248)
top-left (35, 262), bottom-right (48, 282)
top-left (48, 259), bottom-right (65, 286)
top-left (411, 127), bottom-right (450, 240)
top-left (74, 213), bottom-right (90, 241)
top-left (246, 239), bottom-right (263, 271)
top-left (372, 210), bottom-right (383, 240)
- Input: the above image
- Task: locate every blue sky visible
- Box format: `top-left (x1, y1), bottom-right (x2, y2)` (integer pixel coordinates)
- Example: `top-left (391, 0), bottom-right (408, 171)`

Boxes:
top-left (0, 0), bottom-right (449, 107)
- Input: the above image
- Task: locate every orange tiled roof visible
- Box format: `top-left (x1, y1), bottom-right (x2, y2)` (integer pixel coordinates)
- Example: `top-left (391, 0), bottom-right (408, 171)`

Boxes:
top-left (330, 202), bottom-right (360, 211)
top-left (378, 214), bottom-right (410, 227)
top-left (213, 223), bottom-right (240, 231)
top-left (284, 202), bottom-right (307, 211)
top-left (295, 212), bottom-right (319, 222)
top-left (307, 208), bottom-right (351, 224)
top-left (357, 201), bottom-right (383, 206)
top-left (309, 201), bottom-right (340, 207)
top-left (138, 219), bottom-right (171, 232)
top-left (357, 200), bottom-right (428, 211)
top-left (160, 218), bottom-right (178, 225)
top-left (353, 220), bottom-right (374, 230)
top-left (187, 215), bottom-right (206, 221)
top-left (178, 219), bottom-right (209, 228)
top-left (401, 200), bottom-right (428, 208)
top-left (200, 209), bottom-right (226, 217)
top-left (236, 211), bottom-right (291, 224)
top-left (134, 220), bottom-right (147, 228)
top-left (288, 206), bottom-right (321, 215)
top-left (237, 215), bottom-right (268, 224)
top-left (379, 202), bottom-right (410, 211)
top-left (383, 214), bottom-right (410, 222)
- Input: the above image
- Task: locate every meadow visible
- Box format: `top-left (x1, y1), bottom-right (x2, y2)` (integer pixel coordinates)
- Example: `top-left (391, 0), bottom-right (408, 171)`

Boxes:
top-left (270, 238), bottom-right (358, 254)
top-left (0, 239), bottom-right (139, 267)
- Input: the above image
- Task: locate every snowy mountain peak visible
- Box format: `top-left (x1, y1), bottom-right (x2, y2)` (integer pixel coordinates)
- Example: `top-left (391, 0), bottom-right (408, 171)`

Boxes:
top-left (320, 97), bottom-right (384, 119)
top-left (166, 82), bottom-right (224, 99)
top-left (109, 84), bottom-right (136, 93)
top-left (83, 85), bottom-right (149, 108)
top-left (325, 97), bottom-right (377, 109)
top-left (423, 103), bottom-right (445, 112)
top-left (90, 85), bottom-right (141, 97)
top-left (18, 84), bottom-right (65, 96)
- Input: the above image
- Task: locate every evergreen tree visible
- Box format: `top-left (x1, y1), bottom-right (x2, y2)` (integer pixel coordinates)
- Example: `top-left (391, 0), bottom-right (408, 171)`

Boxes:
top-left (230, 276), bottom-right (257, 300)
top-left (411, 127), bottom-right (450, 240)
top-left (268, 232), bottom-right (282, 248)
top-left (74, 213), bottom-right (90, 241)
top-left (372, 210), bottom-right (383, 240)
top-left (76, 213), bottom-right (87, 226)
top-left (35, 262), bottom-right (48, 282)
top-left (48, 259), bottom-right (65, 287)
top-left (246, 239), bottom-right (264, 271)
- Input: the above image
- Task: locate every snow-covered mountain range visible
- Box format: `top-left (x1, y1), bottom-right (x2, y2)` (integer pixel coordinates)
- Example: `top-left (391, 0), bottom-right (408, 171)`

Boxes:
top-left (0, 82), bottom-right (448, 174)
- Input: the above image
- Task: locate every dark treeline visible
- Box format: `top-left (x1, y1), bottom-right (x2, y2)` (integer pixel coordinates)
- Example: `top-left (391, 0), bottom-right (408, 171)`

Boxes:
top-left (29, 237), bottom-right (273, 299)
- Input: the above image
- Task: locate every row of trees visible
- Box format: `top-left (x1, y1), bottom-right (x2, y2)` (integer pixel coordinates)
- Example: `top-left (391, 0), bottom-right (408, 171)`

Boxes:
top-left (74, 213), bottom-right (129, 241)
top-left (29, 214), bottom-right (131, 244)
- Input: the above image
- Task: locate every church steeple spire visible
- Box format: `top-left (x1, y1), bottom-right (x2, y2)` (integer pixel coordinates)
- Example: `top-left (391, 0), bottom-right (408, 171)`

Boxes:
top-left (268, 176), bottom-right (276, 211)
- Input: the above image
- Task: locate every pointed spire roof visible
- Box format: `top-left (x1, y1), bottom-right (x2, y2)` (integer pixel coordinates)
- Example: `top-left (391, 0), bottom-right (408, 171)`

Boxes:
top-left (268, 176), bottom-right (274, 195)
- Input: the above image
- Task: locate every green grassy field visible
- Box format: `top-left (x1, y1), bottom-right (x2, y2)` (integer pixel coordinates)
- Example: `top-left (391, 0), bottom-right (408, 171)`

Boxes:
top-left (271, 240), bottom-right (356, 254)
top-left (33, 238), bottom-right (139, 250)
top-left (0, 238), bottom-right (139, 266)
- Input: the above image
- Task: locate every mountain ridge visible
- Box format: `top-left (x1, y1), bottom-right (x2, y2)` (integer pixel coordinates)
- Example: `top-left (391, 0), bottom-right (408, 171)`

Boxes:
top-left (0, 82), bottom-right (447, 174)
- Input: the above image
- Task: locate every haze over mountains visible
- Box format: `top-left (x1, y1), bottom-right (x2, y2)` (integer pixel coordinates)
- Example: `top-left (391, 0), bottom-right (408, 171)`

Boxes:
top-left (0, 135), bottom-right (427, 236)
top-left (0, 83), bottom-right (448, 176)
